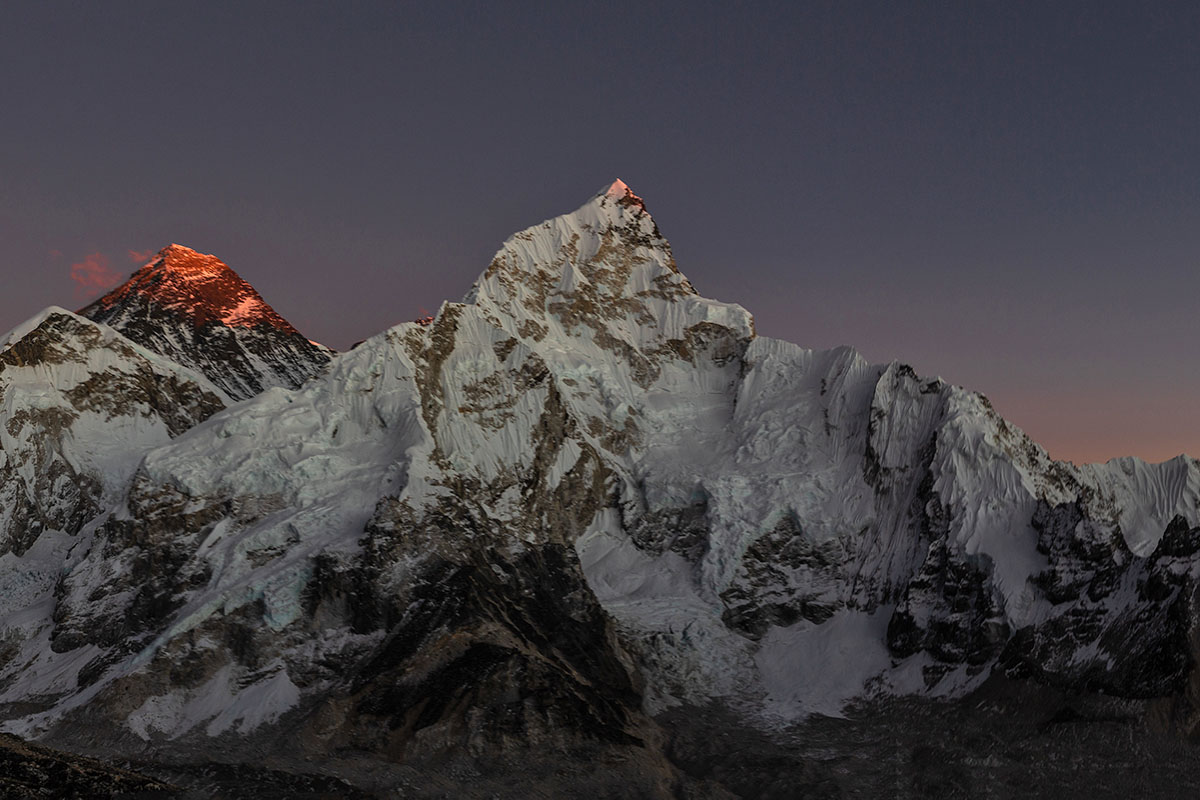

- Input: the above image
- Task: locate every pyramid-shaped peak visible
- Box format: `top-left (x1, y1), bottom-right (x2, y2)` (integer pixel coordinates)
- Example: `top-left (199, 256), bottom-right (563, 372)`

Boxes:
top-left (466, 183), bottom-right (754, 355)
top-left (601, 178), bottom-right (645, 210)
top-left (76, 244), bottom-right (332, 400)
top-left (79, 244), bottom-right (299, 334)
top-left (605, 178), bottom-right (632, 197)
top-left (147, 244), bottom-right (230, 277)
top-left (162, 243), bottom-right (203, 256)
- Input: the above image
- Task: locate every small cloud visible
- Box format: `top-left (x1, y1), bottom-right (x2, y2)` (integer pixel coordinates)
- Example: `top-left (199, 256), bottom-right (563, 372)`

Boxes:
top-left (128, 248), bottom-right (153, 263)
top-left (70, 252), bottom-right (123, 299)
top-left (48, 249), bottom-right (62, 259)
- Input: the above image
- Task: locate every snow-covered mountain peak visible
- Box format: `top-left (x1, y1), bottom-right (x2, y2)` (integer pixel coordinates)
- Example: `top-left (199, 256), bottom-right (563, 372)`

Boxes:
top-left (465, 185), bottom-right (754, 368)
top-left (81, 244), bottom-right (298, 333)
top-left (154, 244), bottom-right (228, 277)
top-left (0, 306), bottom-right (227, 557)
top-left (603, 178), bottom-right (645, 209)
top-left (77, 246), bottom-right (333, 401)
top-left (605, 178), bottom-right (631, 196)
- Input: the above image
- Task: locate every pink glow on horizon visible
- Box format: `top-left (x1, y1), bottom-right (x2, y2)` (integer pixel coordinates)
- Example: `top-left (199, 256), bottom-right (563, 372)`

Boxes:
top-left (988, 389), bottom-right (1198, 466)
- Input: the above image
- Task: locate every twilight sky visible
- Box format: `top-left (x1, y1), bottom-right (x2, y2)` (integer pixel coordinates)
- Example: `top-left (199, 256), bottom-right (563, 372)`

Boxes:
top-left (2, 1), bottom-right (1198, 464)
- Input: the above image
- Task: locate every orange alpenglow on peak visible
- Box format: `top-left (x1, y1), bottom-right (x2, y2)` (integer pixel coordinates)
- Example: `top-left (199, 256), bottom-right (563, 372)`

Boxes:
top-left (603, 178), bottom-right (645, 210)
top-left (80, 244), bottom-right (298, 333)
top-left (605, 178), bottom-right (632, 196)
top-left (150, 244), bottom-right (229, 275)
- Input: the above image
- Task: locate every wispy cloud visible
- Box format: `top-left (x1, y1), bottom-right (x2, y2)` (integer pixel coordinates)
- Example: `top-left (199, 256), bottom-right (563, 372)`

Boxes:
top-left (70, 252), bottom-right (123, 298)
top-left (128, 249), bottom-right (153, 263)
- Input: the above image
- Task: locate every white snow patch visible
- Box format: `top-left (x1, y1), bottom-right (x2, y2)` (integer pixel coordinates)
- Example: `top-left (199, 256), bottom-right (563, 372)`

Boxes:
top-left (128, 663), bottom-right (300, 740)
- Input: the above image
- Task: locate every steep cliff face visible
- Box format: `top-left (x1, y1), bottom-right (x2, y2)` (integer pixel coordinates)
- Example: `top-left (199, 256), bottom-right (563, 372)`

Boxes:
top-left (78, 244), bottom-right (332, 401)
top-left (0, 183), bottom-right (1197, 794)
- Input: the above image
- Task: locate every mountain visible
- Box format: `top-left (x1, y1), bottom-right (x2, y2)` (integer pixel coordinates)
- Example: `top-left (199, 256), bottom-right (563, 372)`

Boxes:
top-left (78, 244), bottom-right (333, 401)
top-left (0, 307), bottom-right (226, 559)
top-left (0, 182), bottom-right (1198, 795)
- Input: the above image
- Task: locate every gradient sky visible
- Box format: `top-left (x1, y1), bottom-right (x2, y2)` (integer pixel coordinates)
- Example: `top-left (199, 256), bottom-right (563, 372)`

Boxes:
top-left (2, 1), bottom-right (1198, 464)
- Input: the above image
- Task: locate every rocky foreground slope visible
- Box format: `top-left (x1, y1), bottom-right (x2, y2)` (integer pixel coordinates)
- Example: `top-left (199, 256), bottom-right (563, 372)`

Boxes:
top-left (0, 182), bottom-right (1197, 796)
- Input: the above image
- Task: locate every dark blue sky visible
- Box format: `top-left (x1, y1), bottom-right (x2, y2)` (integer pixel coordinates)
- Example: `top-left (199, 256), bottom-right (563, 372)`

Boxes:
top-left (3, 1), bottom-right (1198, 462)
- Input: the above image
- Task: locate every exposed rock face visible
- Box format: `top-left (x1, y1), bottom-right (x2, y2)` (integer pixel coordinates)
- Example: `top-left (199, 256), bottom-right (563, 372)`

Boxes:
top-left (79, 244), bottom-right (332, 400)
top-left (999, 508), bottom-right (1200, 698)
top-left (721, 513), bottom-right (846, 638)
top-left (0, 183), bottom-right (1198, 796)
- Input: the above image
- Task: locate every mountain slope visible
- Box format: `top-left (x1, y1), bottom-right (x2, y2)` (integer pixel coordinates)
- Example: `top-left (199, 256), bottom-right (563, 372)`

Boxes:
top-left (0, 307), bottom-right (227, 559)
top-left (0, 307), bottom-right (227, 753)
top-left (78, 244), bottom-right (333, 401)
top-left (0, 183), bottom-right (1198, 793)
